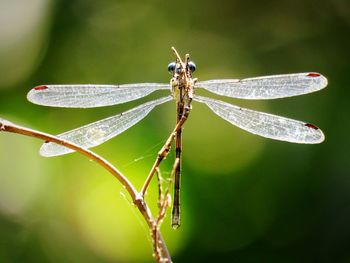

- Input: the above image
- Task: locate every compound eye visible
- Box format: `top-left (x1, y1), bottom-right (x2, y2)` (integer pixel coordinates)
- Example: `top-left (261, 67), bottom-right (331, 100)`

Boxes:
top-left (188, 61), bottom-right (196, 72)
top-left (167, 62), bottom-right (176, 73)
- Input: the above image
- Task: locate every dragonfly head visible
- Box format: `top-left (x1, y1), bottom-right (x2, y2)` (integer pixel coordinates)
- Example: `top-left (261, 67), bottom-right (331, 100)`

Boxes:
top-left (169, 47), bottom-right (196, 79)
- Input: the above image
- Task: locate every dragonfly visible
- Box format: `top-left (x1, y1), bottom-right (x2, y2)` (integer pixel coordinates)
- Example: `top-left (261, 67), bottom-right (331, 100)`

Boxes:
top-left (27, 47), bottom-right (327, 228)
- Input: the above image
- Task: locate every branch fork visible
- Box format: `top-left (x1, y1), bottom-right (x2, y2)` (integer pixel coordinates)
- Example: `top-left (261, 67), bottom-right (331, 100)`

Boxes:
top-left (0, 117), bottom-right (188, 263)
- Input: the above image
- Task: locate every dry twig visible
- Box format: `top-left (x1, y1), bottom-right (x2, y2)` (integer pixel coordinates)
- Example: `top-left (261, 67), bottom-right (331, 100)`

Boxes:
top-left (0, 118), bottom-right (173, 262)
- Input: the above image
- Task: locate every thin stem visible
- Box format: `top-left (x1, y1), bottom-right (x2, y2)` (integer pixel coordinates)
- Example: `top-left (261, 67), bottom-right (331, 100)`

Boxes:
top-left (158, 159), bottom-right (178, 226)
top-left (140, 112), bottom-right (189, 197)
top-left (156, 167), bottom-right (163, 209)
top-left (171, 47), bottom-right (183, 64)
top-left (0, 119), bottom-right (137, 199)
top-left (0, 118), bottom-right (171, 263)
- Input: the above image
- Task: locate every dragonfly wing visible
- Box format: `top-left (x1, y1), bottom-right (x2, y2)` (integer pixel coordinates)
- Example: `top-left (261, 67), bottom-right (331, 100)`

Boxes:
top-left (40, 96), bottom-right (173, 157)
top-left (196, 73), bottom-right (327, 99)
top-left (193, 95), bottom-right (324, 144)
top-left (27, 83), bottom-right (170, 108)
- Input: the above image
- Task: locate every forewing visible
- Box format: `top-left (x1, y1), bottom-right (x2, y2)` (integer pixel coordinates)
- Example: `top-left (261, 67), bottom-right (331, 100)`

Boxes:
top-left (193, 95), bottom-right (324, 144)
top-left (40, 96), bottom-right (172, 157)
top-left (27, 83), bottom-right (170, 108)
top-left (196, 73), bottom-right (327, 99)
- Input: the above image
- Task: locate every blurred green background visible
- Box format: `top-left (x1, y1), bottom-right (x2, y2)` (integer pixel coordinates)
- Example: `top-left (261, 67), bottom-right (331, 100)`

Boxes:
top-left (0, 0), bottom-right (349, 262)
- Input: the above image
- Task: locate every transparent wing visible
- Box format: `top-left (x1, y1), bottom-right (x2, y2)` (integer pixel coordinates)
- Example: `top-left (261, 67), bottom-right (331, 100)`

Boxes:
top-left (40, 96), bottom-right (173, 157)
top-left (196, 72), bottom-right (327, 99)
top-left (193, 95), bottom-right (324, 144)
top-left (27, 83), bottom-right (170, 108)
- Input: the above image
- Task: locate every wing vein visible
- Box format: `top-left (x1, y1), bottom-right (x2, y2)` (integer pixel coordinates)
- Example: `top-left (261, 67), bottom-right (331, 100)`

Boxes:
top-left (193, 95), bottom-right (324, 144)
top-left (196, 73), bottom-right (327, 99)
top-left (40, 96), bottom-right (173, 156)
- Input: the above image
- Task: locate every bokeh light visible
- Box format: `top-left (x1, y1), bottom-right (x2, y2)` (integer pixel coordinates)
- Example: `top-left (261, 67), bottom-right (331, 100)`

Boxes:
top-left (0, 0), bottom-right (349, 262)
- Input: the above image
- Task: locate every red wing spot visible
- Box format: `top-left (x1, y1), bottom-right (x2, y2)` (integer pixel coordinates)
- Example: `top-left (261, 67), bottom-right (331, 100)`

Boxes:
top-left (305, 123), bottom-right (319, 130)
top-left (307, 73), bottom-right (320, 77)
top-left (34, 85), bottom-right (48, 90)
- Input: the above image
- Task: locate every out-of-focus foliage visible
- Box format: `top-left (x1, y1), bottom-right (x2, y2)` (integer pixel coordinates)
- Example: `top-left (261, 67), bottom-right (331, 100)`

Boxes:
top-left (0, 0), bottom-right (349, 262)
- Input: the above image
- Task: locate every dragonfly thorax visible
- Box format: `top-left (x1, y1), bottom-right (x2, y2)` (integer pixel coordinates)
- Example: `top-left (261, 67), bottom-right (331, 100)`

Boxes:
top-left (168, 48), bottom-right (196, 107)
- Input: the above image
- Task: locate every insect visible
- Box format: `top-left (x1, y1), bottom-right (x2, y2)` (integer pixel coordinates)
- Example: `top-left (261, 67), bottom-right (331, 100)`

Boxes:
top-left (27, 47), bottom-right (327, 228)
